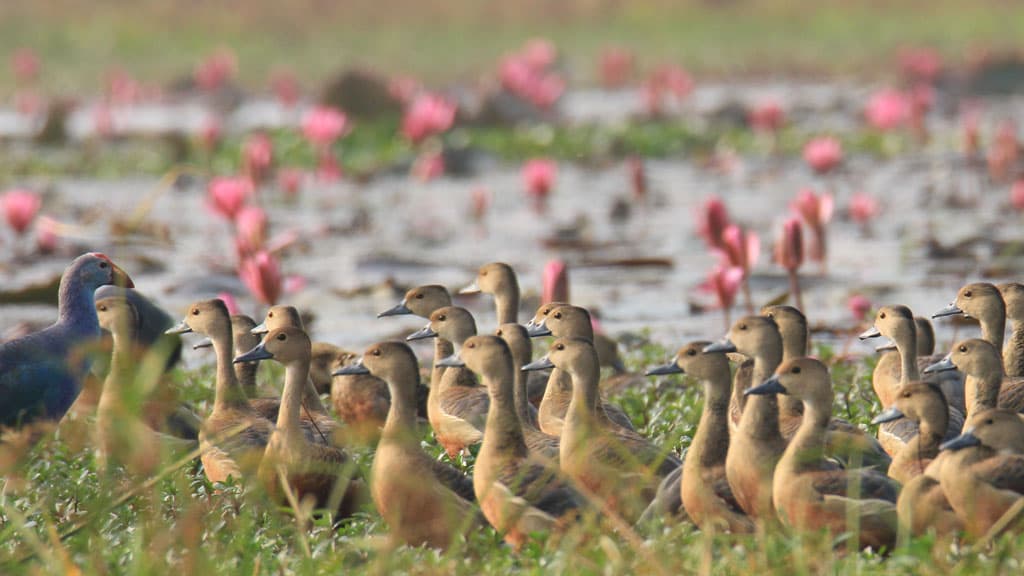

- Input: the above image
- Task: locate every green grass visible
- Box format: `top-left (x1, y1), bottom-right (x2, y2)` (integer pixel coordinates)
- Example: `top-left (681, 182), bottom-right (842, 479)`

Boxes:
top-left (2, 335), bottom-right (1023, 575)
top-left (0, 1), bottom-right (1022, 94)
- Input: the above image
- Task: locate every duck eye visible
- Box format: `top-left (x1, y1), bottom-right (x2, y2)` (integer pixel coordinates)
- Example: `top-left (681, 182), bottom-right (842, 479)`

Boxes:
top-left (985, 418), bottom-right (993, 425)
top-left (959, 345), bottom-right (967, 353)
top-left (879, 312), bottom-right (886, 319)
top-left (792, 366), bottom-right (801, 374)
top-left (268, 311), bottom-right (274, 318)
top-left (276, 333), bottom-right (287, 341)
top-left (554, 312), bottom-right (562, 319)
top-left (555, 343), bottom-right (564, 350)
top-left (687, 349), bottom-right (697, 356)
top-left (372, 349), bottom-right (381, 356)
top-left (415, 293), bottom-right (424, 299)
top-left (191, 309), bottom-right (200, 316)
top-left (481, 271), bottom-right (488, 276)
top-left (738, 324), bottom-right (747, 330)
top-left (964, 291), bottom-right (972, 298)
top-left (495, 329), bottom-right (503, 336)
top-left (438, 315), bottom-right (446, 321)
top-left (467, 343), bottom-right (476, 349)
top-left (98, 305), bottom-right (107, 312)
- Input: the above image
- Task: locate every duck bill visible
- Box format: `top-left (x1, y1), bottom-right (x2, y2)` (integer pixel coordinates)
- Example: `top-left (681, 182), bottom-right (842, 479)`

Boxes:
top-left (333, 360), bottom-right (370, 376)
top-left (870, 406), bottom-right (905, 425)
top-left (744, 376), bottom-right (786, 396)
top-left (702, 338), bottom-right (737, 354)
top-left (858, 326), bottom-right (881, 340)
top-left (377, 302), bottom-right (412, 318)
top-left (923, 356), bottom-right (957, 374)
top-left (192, 338), bottom-right (213, 350)
top-left (645, 361), bottom-right (684, 376)
top-left (522, 356), bottom-right (554, 371)
top-left (406, 325), bottom-right (438, 341)
top-left (459, 280), bottom-right (481, 295)
top-left (233, 342), bottom-right (273, 364)
top-left (875, 341), bottom-right (897, 352)
top-left (932, 303), bottom-right (963, 319)
top-left (250, 322), bottom-right (269, 335)
top-left (436, 353), bottom-right (465, 368)
top-left (940, 431), bottom-right (981, 452)
top-left (526, 321), bottom-right (552, 338)
top-left (165, 319), bottom-right (192, 335)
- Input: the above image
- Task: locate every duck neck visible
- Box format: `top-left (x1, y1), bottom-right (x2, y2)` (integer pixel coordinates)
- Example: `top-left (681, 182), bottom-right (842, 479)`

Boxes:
top-left (212, 330), bottom-right (250, 411)
top-left (481, 361), bottom-right (528, 459)
top-left (1006, 322), bottom-right (1024, 377)
top-left (964, 371), bottom-right (1001, 421)
top-left (980, 311), bottom-right (1006, 356)
top-left (904, 415), bottom-right (944, 464)
top-left (276, 359), bottom-right (310, 444)
top-left (510, 350), bottom-right (535, 426)
top-left (896, 333), bottom-right (919, 385)
top-left (754, 345), bottom-right (799, 417)
top-left (430, 338), bottom-right (454, 391)
top-left (383, 365), bottom-right (420, 444)
top-left (234, 361), bottom-right (258, 397)
top-left (785, 393), bottom-right (831, 471)
top-left (99, 329), bottom-right (133, 413)
top-left (692, 365), bottom-right (732, 468)
top-left (494, 284), bottom-right (520, 325)
top-left (566, 356), bottom-right (601, 426)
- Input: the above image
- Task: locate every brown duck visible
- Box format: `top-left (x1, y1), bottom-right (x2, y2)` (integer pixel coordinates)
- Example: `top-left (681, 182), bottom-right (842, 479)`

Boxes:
top-left (870, 381), bottom-right (949, 484)
top-left (746, 358), bottom-right (900, 551)
top-left (495, 323), bottom-right (559, 460)
top-left (444, 335), bottom-right (584, 548)
top-left (335, 342), bottom-right (481, 549)
top-left (166, 300), bottom-right (273, 484)
top-left (235, 327), bottom-right (364, 518)
top-left (646, 341), bottom-right (752, 532)
top-left (525, 338), bottom-right (679, 524)
top-left (998, 282), bottom-right (1024, 377)
top-left (924, 338), bottom-right (1024, 417)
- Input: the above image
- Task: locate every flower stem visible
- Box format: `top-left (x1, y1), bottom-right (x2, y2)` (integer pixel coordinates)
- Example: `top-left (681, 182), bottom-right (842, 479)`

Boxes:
top-left (788, 268), bottom-right (804, 312)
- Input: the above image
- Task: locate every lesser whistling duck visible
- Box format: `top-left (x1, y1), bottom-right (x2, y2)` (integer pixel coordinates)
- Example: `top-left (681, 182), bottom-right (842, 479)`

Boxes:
top-left (406, 306), bottom-right (490, 457)
top-left (937, 408), bottom-right (1024, 540)
top-left (525, 337), bottom-right (679, 524)
top-left (871, 315), bottom-right (935, 401)
top-left (330, 349), bottom-right (390, 444)
top-left (444, 335), bottom-right (584, 548)
top-left (704, 316), bottom-right (787, 524)
top-left (646, 342), bottom-right (752, 532)
top-left (527, 305), bottom-right (635, 435)
top-left (335, 342), bottom-right (481, 550)
top-left (1, 253), bottom-right (133, 429)
top-left (495, 323), bottom-right (559, 460)
top-left (460, 262), bottom-right (521, 326)
top-left (933, 282), bottom-right (1007, 365)
top-left (763, 305), bottom-right (891, 469)
top-left (746, 358), bottom-right (900, 551)
top-left (166, 300), bottom-right (273, 484)
top-left (234, 327), bottom-right (364, 518)
top-left (924, 338), bottom-right (1024, 417)
top-left (999, 282), bottom-right (1024, 378)
top-left (870, 381), bottom-right (949, 483)
top-left (252, 304), bottom-right (349, 394)
top-left (94, 296), bottom-right (195, 474)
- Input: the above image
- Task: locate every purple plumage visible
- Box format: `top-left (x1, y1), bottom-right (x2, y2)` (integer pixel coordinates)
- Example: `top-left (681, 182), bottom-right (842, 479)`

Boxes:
top-left (0, 253), bottom-right (133, 428)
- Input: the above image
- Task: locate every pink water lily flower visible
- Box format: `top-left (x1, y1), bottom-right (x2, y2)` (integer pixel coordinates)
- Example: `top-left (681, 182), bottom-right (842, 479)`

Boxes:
top-left (848, 294), bottom-right (872, 322)
top-left (748, 100), bottom-right (785, 132)
top-left (720, 225), bottom-right (760, 273)
top-left (277, 168), bottom-right (305, 199)
top-left (35, 215), bottom-right (59, 253)
top-left (10, 48), bottom-right (39, 84)
top-left (522, 38), bottom-right (557, 70)
top-left (849, 192), bottom-right (879, 224)
top-left (199, 116), bottom-right (223, 150)
top-left (242, 132), bottom-right (274, 187)
top-left (302, 106), bottom-right (350, 148)
top-left (702, 265), bottom-right (745, 328)
top-left (217, 292), bottom-right (241, 316)
top-left (207, 176), bottom-right (252, 220)
top-left (522, 158), bottom-right (557, 212)
top-left (776, 217), bottom-right (804, 273)
top-left (412, 151), bottom-right (445, 181)
top-left (194, 49), bottom-right (236, 91)
top-left (2, 189), bottom-right (41, 236)
top-left (899, 47), bottom-right (943, 83)
top-left (234, 205), bottom-right (268, 258)
top-left (865, 89), bottom-right (910, 131)
top-left (803, 136), bottom-right (843, 174)
top-left (499, 40), bottom-right (565, 110)
top-left (542, 259), bottom-right (569, 304)
top-left (239, 251), bottom-right (282, 305)
top-left (1011, 179), bottom-right (1024, 211)
top-left (402, 93), bottom-right (457, 144)
top-left (696, 196), bottom-right (730, 250)
top-left (598, 46), bottom-right (635, 88)
top-left (792, 188), bottom-right (834, 229)
top-left (388, 75), bottom-right (420, 105)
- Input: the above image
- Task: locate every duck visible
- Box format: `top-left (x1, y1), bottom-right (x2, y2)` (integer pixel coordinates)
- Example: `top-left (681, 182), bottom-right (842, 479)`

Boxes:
top-left (165, 300), bottom-right (273, 484)
top-left (871, 315), bottom-right (935, 393)
top-left (933, 282), bottom-right (1007, 365)
top-left (937, 408), bottom-right (1024, 540)
top-left (526, 305), bottom-right (635, 435)
top-left (443, 335), bottom-right (584, 548)
top-left (329, 349), bottom-right (391, 444)
top-left (179, 301), bottom-right (336, 447)
top-left (895, 466), bottom-right (963, 539)
top-left (191, 314), bottom-right (264, 399)
top-left (525, 337), bottom-right (680, 524)
top-left (460, 262), bottom-right (521, 326)
top-left (645, 342), bottom-right (752, 532)
top-left (334, 342), bottom-right (481, 550)
top-left (93, 295), bottom-right (196, 474)
top-left (406, 306), bottom-right (490, 457)
top-left (924, 338), bottom-right (1024, 416)
top-left (704, 316), bottom-right (787, 523)
top-left (495, 323), bottom-right (559, 460)
top-left (234, 327), bottom-right (364, 519)
top-left (870, 381), bottom-right (950, 483)
top-left (746, 358), bottom-right (900, 551)
top-left (762, 305), bottom-right (891, 469)
top-left (998, 282), bottom-right (1024, 377)
top-left (250, 305), bottom-right (331, 415)
top-left (251, 304), bottom-right (350, 395)
top-left (860, 305), bottom-right (966, 456)
top-left (1, 253), bottom-right (133, 429)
